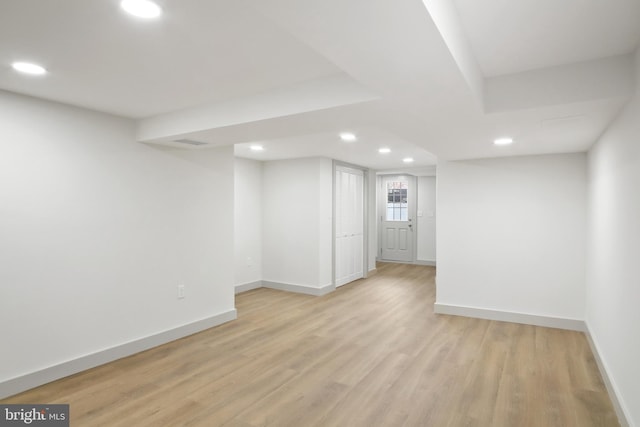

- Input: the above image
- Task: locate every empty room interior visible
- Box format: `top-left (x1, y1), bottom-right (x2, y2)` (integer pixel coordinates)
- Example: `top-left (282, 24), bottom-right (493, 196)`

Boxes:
top-left (1, 0), bottom-right (639, 426)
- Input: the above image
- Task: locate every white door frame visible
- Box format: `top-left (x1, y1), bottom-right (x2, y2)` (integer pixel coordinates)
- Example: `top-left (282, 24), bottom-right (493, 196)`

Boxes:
top-left (377, 174), bottom-right (418, 263)
top-left (333, 161), bottom-right (369, 287)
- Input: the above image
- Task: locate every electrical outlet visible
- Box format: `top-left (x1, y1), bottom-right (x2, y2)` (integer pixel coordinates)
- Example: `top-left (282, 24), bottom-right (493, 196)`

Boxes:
top-left (177, 284), bottom-right (185, 299)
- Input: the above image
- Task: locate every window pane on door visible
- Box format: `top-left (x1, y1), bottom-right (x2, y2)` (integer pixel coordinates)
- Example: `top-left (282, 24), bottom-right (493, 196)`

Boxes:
top-left (386, 181), bottom-right (408, 221)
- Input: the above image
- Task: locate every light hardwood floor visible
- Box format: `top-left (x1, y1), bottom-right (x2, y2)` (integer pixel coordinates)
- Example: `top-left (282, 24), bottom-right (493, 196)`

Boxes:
top-left (2, 263), bottom-right (618, 426)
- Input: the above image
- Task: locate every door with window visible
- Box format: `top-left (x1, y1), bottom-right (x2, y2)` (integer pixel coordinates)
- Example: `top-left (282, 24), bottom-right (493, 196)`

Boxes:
top-left (335, 166), bottom-right (364, 287)
top-left (380, 175), bottom-right (415, 262)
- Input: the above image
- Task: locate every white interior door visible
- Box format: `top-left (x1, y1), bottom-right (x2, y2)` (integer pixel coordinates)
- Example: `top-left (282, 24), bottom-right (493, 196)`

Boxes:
top-left (380, 175), bottom-right (415, 262)
top-left (335, 166), bottom-right (364, 287)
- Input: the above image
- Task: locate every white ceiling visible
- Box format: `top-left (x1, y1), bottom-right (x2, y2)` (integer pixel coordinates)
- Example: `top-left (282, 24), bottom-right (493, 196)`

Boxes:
top-left (1, 0), bottom-right (638, 170)
top-left (234, 127), bottom-right (438, 170)
top-left (453, 0), bottom-right (640, 77)
top-left (0, 0), bottom-right (339, 117)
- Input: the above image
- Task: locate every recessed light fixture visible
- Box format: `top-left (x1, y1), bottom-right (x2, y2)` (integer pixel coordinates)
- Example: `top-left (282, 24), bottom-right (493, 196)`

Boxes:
top-left (378, 148), bottom-right (391, 154)
top-left (339, 132), bottom-right (357, 142)
top-left (403, 157), bottom-right (414, 163)
top-left (11, 62), bottom-right (47, 76)
top-left (494, 137), bottom-right (514, 146)
top-left (250, 145), bottom-right (264, 152)
top-left (120, 0), bottom-right (162, 18)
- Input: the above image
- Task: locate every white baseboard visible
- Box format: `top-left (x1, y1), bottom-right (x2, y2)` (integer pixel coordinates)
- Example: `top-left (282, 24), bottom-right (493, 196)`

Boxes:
top-left (235, 280), bottom-right (336, 296)
top-left (584, 323), bottom-right (631, 427)
top-left (235, 280), bottom-right (263, 294)
top-left (262, 281), bottom-right (335, 296)
top-left (433, 303), bottom-right (585, 331)
top-left (0, 309), bottom-right (237, 400)
top-left (377, 259), bottom-right (436, 266)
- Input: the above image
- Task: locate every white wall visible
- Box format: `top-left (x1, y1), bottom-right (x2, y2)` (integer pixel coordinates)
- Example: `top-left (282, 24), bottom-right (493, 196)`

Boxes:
top-left (417, 176), bottom-right (436, 263)
top-left (262, 157), bottom-right (333, 289)
top-left (586, 48), bottom-right (640, 427)
top-left (234, 158), bottom-right (263, 287)
top-left (318, 160), bottom-right (334, 287)
top-left (367, 169), bottom-right (378, 272)
top-left (436, 154), bottom-right (587, 321)
top-left (0, 91), bottom-right (235, 392)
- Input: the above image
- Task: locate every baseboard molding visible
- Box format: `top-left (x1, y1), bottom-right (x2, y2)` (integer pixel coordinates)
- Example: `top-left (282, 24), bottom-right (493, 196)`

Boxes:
top-left (584, 323), bottom-right (631, 427)
top-left (235, 280), bottom-right (263, 294)
top-left (235, 280), bottom-right (336, 296)
top-left (377, 259), bottom-right (436, 266)
top-left (433, 303), bottom-right (586, 332)
top-left (0, 309), bottom-right (237, 400)
top-left (262, 281), bottom-right (335, 296)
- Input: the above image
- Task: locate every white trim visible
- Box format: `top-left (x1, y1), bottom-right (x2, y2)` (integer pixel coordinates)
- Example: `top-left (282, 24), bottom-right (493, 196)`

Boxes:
top-left (415, 260), bottom-right (436, 267)
top-left (0, 309), bottom-right (237, 400)
top-left (433, 303), bottom-right (585, 331)
top-left (235, 280), bottom-right (262, 294)
top-left (262, 281), bottom-right (335, 296)
top-left (584, 322), bottom-right (631, 427)
top-left (376, 259), bottom-right (419, 266)
top-left (235, 280), bottom-right (337, 296)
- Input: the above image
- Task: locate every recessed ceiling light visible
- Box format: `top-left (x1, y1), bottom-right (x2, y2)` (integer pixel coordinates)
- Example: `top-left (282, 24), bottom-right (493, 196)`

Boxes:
top-left (120, 0), bottom-right (162, 18)
top-left (339, 132), bottom-right (357, 142)
top-left (250, 145), bottom-right (264, 152)
top-left (378, 148), bottom-right (391, 154)
top-left (494, 137), bottom-right (514, 146)
top-left (11, 62), bottom-right (47, 76)
top-left (403, 157), bottom-right (414, 163)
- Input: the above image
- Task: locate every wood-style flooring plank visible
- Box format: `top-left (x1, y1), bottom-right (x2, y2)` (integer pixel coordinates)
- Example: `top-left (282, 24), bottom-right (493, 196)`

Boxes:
top-left (1, 263), bottom-right (619, 426)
